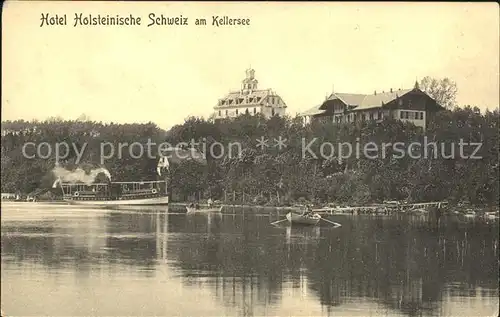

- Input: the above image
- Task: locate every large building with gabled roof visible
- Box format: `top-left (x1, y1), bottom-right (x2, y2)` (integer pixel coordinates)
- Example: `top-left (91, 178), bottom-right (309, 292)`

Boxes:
top-left (213, 69), bottom-right (287, 119)
top-left (300, 82), bottom-right (444, 131)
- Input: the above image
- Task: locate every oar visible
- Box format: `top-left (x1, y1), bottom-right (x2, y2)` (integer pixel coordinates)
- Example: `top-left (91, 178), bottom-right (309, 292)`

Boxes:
top-left (320, 218), bottom-right (342, 227)
top-left (271, 219), bottom-right (288, 225)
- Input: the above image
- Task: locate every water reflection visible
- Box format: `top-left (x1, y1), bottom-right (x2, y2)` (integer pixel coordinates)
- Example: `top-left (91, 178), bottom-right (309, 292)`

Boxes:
top-left (1, 203), bottom-right (498, 316)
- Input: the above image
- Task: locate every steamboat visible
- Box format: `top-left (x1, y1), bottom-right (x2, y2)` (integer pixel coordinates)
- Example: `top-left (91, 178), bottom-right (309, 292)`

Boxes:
top-left (59, 180), bottom-right (169, 206)
top-left (50, 147), bottom-right (208, 206)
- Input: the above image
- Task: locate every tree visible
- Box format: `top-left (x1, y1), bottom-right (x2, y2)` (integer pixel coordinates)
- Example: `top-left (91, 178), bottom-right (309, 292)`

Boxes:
top-left (419, 76), bottom-right (458, 109)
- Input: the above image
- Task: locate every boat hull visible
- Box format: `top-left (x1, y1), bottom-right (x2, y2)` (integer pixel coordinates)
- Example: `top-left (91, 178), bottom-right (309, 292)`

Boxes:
top-left (463, 214), bottom-right (476, 218)
top-left (286, 212), bottom-right (321, 225)
top-left (186, 206), bottom-right (223, 214)
top-left (64, 196), bottom-right (169, 206)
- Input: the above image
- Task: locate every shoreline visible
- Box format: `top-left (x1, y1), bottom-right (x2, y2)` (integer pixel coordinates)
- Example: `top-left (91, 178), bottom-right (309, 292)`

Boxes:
top-left (169, 202), bottom-right (298, 210)
top-left (2, 200), bottom-right (498, 214)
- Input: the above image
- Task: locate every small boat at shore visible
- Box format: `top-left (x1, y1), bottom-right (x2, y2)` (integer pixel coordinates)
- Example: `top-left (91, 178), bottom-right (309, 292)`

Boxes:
top-left (462, 210), bottom-right (477, 218)
top-left (286, 212), bottom-right (321, 226)
top-left (186, 206), bottom-right (223, 214)
top-left (484, 211), bottom-right (499, 220)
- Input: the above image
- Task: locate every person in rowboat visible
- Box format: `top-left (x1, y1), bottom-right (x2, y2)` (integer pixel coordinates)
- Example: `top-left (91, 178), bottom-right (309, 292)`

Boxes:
top-left (302, 205), bottom-right (314, 217)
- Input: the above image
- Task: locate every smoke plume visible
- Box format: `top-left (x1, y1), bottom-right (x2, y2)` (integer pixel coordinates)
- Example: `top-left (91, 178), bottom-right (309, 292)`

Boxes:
top-left (51, 165), bottom-right (112, 188)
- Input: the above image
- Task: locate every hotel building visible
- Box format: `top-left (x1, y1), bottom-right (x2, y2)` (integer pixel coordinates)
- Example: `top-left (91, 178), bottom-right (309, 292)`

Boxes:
top-left (300, 82), bottom-right (443, 131)
top-left (213, 69), bottom-right (287, 119)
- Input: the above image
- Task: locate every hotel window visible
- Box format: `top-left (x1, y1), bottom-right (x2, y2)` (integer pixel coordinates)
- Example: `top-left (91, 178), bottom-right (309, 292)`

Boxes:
top-left (218, 110), bottom-right (221, 116)
top-left (378, 111), bottom-right (383, 119)
top-left (420, 112), bottom-right (424, 120)
top-left (272, 109), bottom-right (275, 116)
top-left (362, 114), bottom-right (366, 121)
top-left (370, 113), bottom-right (374, 120)
top-left (400, 111), bottom-right (405, 119)
top-left (225, 110), bottom-right (228, 116)
top-left (236, 109), bottom-right (239, 115)
top-left (245, 108), bottom-right (249, 114)
top-left (253, 107), bottom-right (256, 114)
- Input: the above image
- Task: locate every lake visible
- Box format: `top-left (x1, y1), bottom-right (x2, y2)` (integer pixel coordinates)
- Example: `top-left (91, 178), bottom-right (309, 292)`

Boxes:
top-left (1, 202), bottom-right (498, 316)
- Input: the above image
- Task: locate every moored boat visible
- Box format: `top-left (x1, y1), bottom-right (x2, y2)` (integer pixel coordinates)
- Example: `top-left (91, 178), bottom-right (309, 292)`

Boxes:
top-left (484, 211), bottom-right (499, 220)
top-left (186, 206), bottom-right (223, 214)
top-left (59, 180), bottom-right (169, 206)
top-left (410, 207), bottom-right (429, 214)
top-left (462, 210), bottom-right (477, 218)
top-left (286, 212), bottom-right (321, 225)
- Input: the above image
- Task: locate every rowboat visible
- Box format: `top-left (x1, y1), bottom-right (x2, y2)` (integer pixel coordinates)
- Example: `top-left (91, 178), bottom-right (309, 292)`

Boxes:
top-left (186, 206), bottom-right (223, 214)
top-left (286, 212), bottom-right (321, 225)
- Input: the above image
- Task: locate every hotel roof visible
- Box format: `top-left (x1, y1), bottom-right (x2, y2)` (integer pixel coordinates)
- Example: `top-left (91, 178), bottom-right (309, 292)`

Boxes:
top-left (325, 88), bottom-right (414, 111)
top-left (215, 89), bottom-right (284, 109)
top-left (300, 87), bottom-right (431, 116)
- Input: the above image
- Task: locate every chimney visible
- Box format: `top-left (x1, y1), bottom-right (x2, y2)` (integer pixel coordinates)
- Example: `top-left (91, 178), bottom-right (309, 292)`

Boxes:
top-left (374, 90), bottom-right (377, 95)
top-left (390, 88), bottom-right (393, 93)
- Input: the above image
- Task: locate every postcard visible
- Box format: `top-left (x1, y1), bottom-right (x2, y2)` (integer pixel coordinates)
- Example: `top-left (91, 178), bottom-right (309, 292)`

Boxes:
top-left (1, 2), bottom-right (499, 317)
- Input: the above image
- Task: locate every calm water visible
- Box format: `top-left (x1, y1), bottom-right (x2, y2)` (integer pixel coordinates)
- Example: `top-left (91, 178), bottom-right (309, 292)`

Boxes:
top-left (1, 203), bottom-right (498, 317)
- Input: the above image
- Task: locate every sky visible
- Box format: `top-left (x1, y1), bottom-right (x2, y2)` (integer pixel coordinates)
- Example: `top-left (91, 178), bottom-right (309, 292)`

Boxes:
top-left (2, 1), bottom-right (499, 130)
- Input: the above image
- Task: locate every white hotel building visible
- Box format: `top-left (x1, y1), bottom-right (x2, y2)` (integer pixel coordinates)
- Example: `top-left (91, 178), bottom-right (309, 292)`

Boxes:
top-left (213, 69), bottom-right (287, 119)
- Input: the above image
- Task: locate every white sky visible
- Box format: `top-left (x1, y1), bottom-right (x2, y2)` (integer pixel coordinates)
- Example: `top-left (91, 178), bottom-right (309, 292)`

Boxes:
top-left (2, 1), bottom-right (499, 130)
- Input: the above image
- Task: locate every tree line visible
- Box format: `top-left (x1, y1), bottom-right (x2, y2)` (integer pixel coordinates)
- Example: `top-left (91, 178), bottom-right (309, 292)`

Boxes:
top-left (1, 105), bottom-right (498, 207)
